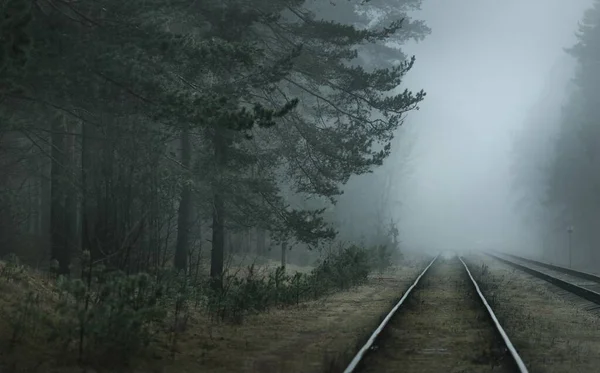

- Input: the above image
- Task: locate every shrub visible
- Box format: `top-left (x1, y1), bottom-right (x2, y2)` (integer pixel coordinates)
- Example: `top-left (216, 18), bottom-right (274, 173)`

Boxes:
top-left (51, 271), bottom-right (169, 366)
top-left (312, 245), bottom-right (371, 290)
top-left (1, 253), bottom-right (25, 281)
top-left (208, 243), bottom-right (377, 323)
top-left (368, 244), bottom-right (397, 274)
top-left (0, 242), bottom-right (391, 369)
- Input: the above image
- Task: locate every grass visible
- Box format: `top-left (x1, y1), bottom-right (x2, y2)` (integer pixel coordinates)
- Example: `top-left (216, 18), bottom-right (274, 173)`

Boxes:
top-left (135, 263), bottom-right (424, 373)
top-left (0, 249), bottom-right (429, 373)
top-left (468, 253), bottom-right (600, 372)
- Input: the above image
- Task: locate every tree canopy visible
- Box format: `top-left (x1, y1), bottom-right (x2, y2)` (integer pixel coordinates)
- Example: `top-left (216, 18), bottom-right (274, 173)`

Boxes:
top-left (0, 0), bottom-right (427, 284)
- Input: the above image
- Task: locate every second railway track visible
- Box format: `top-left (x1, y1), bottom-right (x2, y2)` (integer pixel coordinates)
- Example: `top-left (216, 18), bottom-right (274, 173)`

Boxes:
top-left (488, 252), bottom-right (600, 311)
top-left (344, 254), bottom-right (527, 373)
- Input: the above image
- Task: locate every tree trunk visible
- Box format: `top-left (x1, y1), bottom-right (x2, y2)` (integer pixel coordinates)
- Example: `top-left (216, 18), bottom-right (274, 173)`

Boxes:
top-left (174, 127), bottom-right (192, 272)
top-left (210, 192), bottom-right (225, 289)
top-left (81, 119), bottom-right (90, 254)
top-left (242, 230), bottom-right (249, 254)
top-left (50, 114), bottom-right (70, 274)
top-left (30, 155), bottom-right (40, 235)
top-left (40, 150), bottom-right (51, 256)
top-left (191, 221), bottom-right (202, 281)
top-left (210, 128), bottom-right (227, 290)
top-left (281, 241), bottom-right (287, 269)
top-left (80, 117), bottom-right (102, 270)
top-left (64, 118), bottom-right (77, 268)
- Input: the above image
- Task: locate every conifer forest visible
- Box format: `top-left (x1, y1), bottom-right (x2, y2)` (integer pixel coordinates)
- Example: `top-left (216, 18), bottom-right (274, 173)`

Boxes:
top-left (2, 0), bottom-right (600, 372)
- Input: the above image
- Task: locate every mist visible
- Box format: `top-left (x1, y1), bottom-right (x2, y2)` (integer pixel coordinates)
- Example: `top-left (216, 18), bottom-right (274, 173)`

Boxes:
top-left (381, 0), bottom-right (594, 254)
top-left (6, 0), bottom-right (600, 371)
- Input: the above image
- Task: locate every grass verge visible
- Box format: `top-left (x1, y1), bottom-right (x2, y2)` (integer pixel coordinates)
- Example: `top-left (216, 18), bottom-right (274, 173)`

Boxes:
top-left (468, 254), bottom-right (600, 372)
top-left (0, 247), bottom-right (426, 372)
top-left (140, 261), bottom-right (427, 373)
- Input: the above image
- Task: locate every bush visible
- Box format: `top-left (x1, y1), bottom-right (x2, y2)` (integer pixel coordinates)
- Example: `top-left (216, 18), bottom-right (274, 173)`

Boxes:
top-left (0, 262), bottom-right (195, 369)
top-left (368, 244), bottom-right (398, 274)
top-left (0, 242), bottom-right (392, 370)
top-left (312, 244), bottom-right (371, 290)
top-left (208, 243), bottom-right (379, 323)
top-left (51, 271), bottom-right (170, 366)
top-left (0, 253), bottom-right (25, 281)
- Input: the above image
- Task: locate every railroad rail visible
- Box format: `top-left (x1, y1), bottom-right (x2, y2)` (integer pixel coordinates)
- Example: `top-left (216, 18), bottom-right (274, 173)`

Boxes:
top-left (501, 252), bottom-right (600, 282)
top-left (343, 254), bottom-right (528, 373)
top-left (487, 252), bottom-right (600, 307)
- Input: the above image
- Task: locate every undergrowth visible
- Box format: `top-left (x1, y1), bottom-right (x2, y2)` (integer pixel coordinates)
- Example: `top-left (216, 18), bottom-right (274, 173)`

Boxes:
top-left (0, 243), bottom-right (395, 371)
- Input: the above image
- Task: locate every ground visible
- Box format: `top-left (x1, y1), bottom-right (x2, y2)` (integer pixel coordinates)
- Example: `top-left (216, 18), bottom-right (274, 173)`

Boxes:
top-left (143, 262), bottom-right (424, 373)
top-left (469, 253), bottom-right (600, 373)
top-left (0, 254), bottom-right (428, 373)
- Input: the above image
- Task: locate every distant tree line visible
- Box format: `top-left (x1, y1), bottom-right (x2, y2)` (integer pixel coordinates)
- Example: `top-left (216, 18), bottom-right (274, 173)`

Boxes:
top-left (511, 0), bottom-right (600, 268)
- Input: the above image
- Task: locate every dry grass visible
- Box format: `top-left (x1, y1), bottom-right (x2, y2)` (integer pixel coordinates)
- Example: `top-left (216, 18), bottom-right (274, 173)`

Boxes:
top-left (469, 254), bottom-right (600, 372)
top-left (134, 263), bottom-right (424, 373)
top-left (189, 254), bottom-right (314, 281)
top-left (0, 254), bottom-right (430, 373)
top-left (0, 266), bottom-right (69, 373)
top-left (225, 257), bottom-right (314, 278)
top-left (359, 257), bottom-right (513, 373)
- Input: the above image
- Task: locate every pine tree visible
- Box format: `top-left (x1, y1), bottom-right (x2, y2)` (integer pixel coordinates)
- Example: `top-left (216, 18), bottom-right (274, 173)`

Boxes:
top-left (249, 3), bottom-right (426, 200)
top-left (544, 0), bottom-right (600, 264)
top-left (199, 0), bottom-right (428, 273)
top-left (0, 0), bottom-right (33, 96)
top-left (0, 0), bottom-right (428, 284)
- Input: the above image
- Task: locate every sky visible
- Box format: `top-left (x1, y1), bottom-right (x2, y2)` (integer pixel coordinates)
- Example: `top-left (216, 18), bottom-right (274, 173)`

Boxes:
top-left (395, 0), bottom-right (592, 251)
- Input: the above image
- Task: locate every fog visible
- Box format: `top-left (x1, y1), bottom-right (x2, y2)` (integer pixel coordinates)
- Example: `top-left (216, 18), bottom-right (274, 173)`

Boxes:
top-left (390, 0), bottom-right (592, 253)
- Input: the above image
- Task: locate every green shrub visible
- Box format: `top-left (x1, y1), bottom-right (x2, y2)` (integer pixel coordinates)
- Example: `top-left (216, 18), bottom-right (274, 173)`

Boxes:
top-left (368, 244), bottom-right (395, 274)
top-left (51, 271), bottom-right (170, 365)
top-left (5, 290), bottom-right (46, 351)
top-left (0, 242), bottom-right (393, 369)
top-left (1, 253), bottom-right (25, 281)
top-left (208, 243), bottom-right (377, 323)
top-left (312, 245), bottom-right (371, 290)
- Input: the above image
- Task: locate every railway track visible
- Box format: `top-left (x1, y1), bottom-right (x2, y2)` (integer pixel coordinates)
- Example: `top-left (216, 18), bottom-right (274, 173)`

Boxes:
top-left (488, 252), bottom-right (600, 312)
top-left (343, 254), bottom-right (528, 373)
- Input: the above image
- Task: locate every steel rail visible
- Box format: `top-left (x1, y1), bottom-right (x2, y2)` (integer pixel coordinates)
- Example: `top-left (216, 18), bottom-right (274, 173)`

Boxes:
top-left (342, 255), bottom-right (439, 373)
top-left (499, 252), bottom-right (600, 283)
top-left (460, 257), bottom-right (529, 373)
top-left (487, 253), bottom-right (600, 305)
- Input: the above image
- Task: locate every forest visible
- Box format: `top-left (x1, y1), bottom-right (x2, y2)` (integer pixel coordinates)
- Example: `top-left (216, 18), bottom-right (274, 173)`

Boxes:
top-left (511, 0), bottom-right (600, 271)
top-left (0, 0), bottom-right (429, 371)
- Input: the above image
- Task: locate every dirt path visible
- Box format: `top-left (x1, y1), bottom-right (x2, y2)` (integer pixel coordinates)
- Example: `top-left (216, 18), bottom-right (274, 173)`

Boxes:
top-left (141, 262), bottom-right (426, 373)
top-left (358, 256), bottom-right (515, 373)
top-left (469, 253), bottom-right (600, 373)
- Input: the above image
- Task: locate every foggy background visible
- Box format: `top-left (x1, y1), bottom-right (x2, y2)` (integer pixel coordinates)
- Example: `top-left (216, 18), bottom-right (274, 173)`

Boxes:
top-left (392, 0), bottom-right (592, 253)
